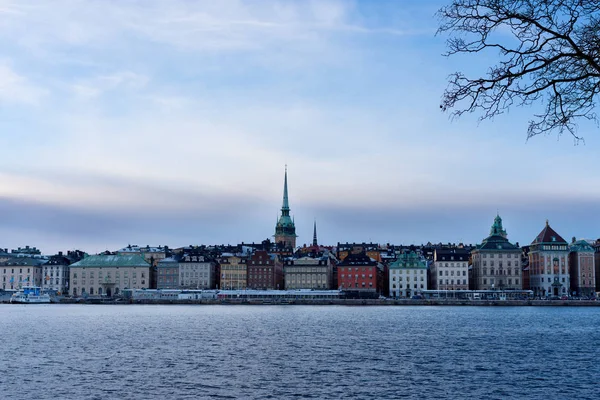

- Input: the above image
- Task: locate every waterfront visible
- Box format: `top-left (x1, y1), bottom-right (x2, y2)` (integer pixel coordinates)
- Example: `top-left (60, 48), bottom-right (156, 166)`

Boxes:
top-left (1, 305), bottom-right (598, 399)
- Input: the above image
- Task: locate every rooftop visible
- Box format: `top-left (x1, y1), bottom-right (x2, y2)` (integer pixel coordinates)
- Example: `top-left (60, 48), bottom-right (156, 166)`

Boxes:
top-left (71, 254), bottom-right (150, 268)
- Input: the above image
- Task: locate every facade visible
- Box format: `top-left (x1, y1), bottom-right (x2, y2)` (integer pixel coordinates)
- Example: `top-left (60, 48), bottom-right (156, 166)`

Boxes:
top-left (388, 251), bottom-right (428, 298)
top-left (41, 251), bottom-right (84, 294)
top-left (157, 256), bottom-right (180, 289)
top-left (69, 254), bottom-right (151, 297)
top-left (219, 255), bottom-right (247, 290)
top-left (336, 251), bottom-right (382, 293)
top-left (284, 252), bottom-right (335, 290)
top-left (117, 245), bottom-right (170, 289)
top-left (430, 248), bottom-right (469, 291)
top-left (0, 257), bottom-right (46, 290)
top-left (274, 167), bottom-right (297, 249)
top-left (247, 250), bottom-right (283, 290)
top-left (528, 221), bottom-right (570, 297)
top-left (179, 253), bottom-right (217, 289)
top-left (569, 240), bottom-right (596, 297)
top-left (471, 215), bottom-right (522, 291)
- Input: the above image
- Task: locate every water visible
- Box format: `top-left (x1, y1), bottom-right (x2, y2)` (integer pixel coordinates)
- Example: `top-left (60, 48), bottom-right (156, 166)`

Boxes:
top-left (0, 305), bottom-right (598, 399)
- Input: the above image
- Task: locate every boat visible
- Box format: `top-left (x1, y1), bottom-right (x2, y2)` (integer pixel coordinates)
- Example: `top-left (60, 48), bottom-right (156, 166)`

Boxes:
top-left (10, 286), bottom-right (51, 304)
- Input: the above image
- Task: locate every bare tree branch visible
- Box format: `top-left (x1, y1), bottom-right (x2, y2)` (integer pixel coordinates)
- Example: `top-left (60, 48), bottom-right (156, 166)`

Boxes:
top-left (438, 0), bottom-right (600, 140)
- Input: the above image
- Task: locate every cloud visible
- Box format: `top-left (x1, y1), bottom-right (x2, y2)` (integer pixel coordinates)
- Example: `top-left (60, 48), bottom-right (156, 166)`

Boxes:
top-left (0, 62), bottom-right (46, 104)
top-left (70, 71), bottom-right (149, 99)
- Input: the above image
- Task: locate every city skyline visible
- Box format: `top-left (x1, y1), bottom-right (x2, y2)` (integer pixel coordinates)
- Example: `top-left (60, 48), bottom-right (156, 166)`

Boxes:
top-left (1, 0), bottom-right (599, 253)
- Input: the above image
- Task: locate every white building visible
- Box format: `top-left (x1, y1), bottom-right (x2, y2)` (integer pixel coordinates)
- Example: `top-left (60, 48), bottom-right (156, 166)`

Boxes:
top-left (179, 253), bottom-right (217, 289)
top-left (41, 251), bottom-right (84, 294)
top-left (0, 257), bottom-right (46, 290)
top-left (430, 248), bottom-right (470, 290)
top-left (388, 251), bottom-right (428, 298)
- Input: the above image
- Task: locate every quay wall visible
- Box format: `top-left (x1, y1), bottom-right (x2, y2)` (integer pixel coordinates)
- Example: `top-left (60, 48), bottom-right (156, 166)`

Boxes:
top-left (45, 298), bottom-right (600, 306)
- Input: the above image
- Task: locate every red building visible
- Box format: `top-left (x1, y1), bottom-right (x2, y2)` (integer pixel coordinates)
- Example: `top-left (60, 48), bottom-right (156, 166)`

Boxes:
top-left (337, 251), bottom-right (383, 294)
top-left (246, 251), bottom-right (283, 290)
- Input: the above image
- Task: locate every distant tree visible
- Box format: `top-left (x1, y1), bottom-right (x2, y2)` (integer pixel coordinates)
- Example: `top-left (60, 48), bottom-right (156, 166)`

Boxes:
top-left (438, 0), bottom-right (600, 140)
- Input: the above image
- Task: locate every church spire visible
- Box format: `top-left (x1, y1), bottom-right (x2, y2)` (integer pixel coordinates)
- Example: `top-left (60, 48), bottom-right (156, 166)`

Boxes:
top-left (313, 220), bottom-right (318, 246)
top-left (274, 165), bottom-right (297, 249)
top-left (282, 164), bottom-right (290, 213)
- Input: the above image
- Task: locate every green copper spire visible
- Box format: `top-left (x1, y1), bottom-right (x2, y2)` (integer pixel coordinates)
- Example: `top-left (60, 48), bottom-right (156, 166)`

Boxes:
top-left (274, 165), bottom-right (297, 248)
top-left (282, 164), bottom-right (290, 213)
top-left (490, 213), bottom-right (507, 238)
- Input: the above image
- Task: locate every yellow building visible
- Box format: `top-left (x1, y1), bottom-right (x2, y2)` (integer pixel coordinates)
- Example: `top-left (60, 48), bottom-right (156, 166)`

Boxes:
top-left (219, 255), bottom-right (247, 290)
top-left (70, 254), bottom-right (151, 297)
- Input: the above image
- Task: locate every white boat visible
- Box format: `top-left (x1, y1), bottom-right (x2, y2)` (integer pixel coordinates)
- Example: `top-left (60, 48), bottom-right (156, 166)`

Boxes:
top-left (10, 286), bottom-right (51, 304)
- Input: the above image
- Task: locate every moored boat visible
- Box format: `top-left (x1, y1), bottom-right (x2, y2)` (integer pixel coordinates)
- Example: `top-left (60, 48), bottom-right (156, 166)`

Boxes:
top-left (10, 286), bottom-right (51, 304)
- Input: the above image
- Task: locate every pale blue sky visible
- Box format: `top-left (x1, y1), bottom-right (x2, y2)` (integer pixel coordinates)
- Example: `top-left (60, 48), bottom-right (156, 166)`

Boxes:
top-left (0, 0), bottom-right (598, 253)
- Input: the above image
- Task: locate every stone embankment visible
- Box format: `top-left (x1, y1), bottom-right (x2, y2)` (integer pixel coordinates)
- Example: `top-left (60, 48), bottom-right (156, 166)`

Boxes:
top-left (48, 298), bottom-right (600, 306)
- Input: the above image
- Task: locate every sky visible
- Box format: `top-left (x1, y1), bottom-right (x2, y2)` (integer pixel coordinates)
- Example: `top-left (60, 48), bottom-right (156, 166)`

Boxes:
top-left (0, 0), bottom-right (599, 254)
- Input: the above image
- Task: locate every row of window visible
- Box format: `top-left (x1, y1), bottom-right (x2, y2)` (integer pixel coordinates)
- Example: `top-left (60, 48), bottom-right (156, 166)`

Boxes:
top-left (477, 253), bottom-right (518, 258)
top-left (73, 272), bottom-right (144, 278)
top-left (439, 279), bottom-right (467, 285)
top-left (2, 268), bottom-right (31, 274)
top-left (477, 268), bottom-right (520, 276)
top-left (391, 270), bottom-right (424, 275)
top-left (158, 269), bottom-right (178, 274)
top-left (391, 276), bottom-right (425, 282)
top-left (481, 278), bottom-right (520, 285)
top-left (72, 287), bottom-right (121, 296)
top-left (436, 263), bottom-right (468, 267)
top-left (392, 284), bottom-right (425, 289)
top-left (340, 282), bottom-right (373, 288)
top-left (73, 279), bottom-right (144, 285)
top-left (479, 261), bottom-right (518, 267)
top-left (439, 270), bottom-right (467, 276)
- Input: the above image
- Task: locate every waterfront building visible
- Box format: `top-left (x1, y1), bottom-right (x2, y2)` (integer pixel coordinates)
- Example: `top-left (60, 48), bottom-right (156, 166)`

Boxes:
top-left (471, 215), bottom-right (522, 291)
top-left (336, 251), bottom-right (383, 293)
top-left (388, 251), bottom-right (428, 298)
top-left (337, 242), bottom-right (381, 262)
top-left (157, 255), bottom-right (180, 289)
top-left (569, 239), bottom-right (596, 297)
top-left (274, 167), bottom-right (297, 250)
top-left (69, 254), bottom-right (151, 297)
top-left (247, 250), bottom-right (283, 290)
top-left (528, 220), bottom-right (570, 297)
top-left (219, 255), bottom-right (247, 290)
top-left (284, 252), bottom-right (335, 290)
top-left (179, 252), bottom-right (217, 289)
top-left (42, 250), bottom-right (85, 294)
top-left (430, 248), bottom-right (469, 291)
top-left (0, 257), bottom-right (46, 290)
top-left (117, 245), bottom-right (170, 288)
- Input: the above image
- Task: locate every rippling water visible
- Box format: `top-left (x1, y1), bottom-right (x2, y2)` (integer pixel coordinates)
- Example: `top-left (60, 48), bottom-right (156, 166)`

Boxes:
top-left (0, 305), bottom-right (598, 399)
